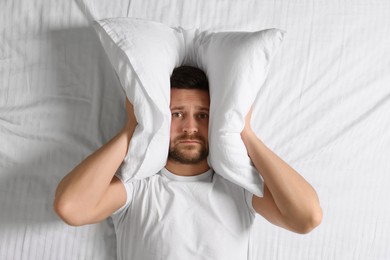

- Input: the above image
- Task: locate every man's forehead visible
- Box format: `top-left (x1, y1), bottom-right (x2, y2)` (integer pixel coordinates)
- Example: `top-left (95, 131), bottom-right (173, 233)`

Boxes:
top-left (170, 89), bottom-right (210, 108)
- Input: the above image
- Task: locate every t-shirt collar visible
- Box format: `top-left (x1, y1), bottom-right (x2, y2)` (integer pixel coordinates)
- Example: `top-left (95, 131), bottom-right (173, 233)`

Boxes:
top-left (160, 168), bottom-right (214, 182)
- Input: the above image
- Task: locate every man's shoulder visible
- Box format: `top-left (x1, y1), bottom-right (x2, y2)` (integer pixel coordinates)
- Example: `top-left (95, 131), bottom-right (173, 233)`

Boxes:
top-left (118, 171), bottom-right (162, 187)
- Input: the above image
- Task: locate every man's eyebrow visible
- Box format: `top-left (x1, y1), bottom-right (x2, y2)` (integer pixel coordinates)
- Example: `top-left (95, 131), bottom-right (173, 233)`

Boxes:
top-left (197, 107), bottom-right (210, 112)
top-left (170, 106), bottom-right (209, 111)
top-left (170, 106), bottom-right (184, 111)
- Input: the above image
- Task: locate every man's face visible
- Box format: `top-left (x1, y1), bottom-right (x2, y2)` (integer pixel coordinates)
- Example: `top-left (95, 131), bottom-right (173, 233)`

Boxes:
top-left (168, 88), bottom-right (210, 164)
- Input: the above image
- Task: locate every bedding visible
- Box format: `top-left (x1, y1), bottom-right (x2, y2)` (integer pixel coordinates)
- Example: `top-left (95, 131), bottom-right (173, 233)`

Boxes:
top-left (94, 17), bottom-right (284, 196)
top-left (93, 18), bottom-right (181, 182)
top-left (1, 0), bottom-right (390, 259)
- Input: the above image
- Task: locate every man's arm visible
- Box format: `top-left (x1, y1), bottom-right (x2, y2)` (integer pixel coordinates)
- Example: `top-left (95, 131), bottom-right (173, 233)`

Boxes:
top-left (53, 99), bottom-right (137, 226)
top-left (241, 110), bottom-right (322, 234)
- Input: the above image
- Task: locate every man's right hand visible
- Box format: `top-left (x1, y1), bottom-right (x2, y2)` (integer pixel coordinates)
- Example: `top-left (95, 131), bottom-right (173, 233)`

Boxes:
top-left (122, 97), bottom-right (138, 136)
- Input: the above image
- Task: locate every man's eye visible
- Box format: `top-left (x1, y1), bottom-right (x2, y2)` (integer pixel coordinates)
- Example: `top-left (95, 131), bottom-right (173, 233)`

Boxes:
top-left (172, 112), bottom-right (183, 118)
top-left (198, 113), bottom-right (209, 119)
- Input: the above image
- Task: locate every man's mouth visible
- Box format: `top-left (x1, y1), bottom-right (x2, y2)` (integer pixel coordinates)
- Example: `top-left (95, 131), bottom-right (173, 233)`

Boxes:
top-left (179, 139), bottom-right (201, 144)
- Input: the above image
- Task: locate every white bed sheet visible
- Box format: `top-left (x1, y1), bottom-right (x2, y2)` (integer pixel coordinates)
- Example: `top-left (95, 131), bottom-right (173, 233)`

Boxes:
top-left (1, 0), bottom-right (389, 259)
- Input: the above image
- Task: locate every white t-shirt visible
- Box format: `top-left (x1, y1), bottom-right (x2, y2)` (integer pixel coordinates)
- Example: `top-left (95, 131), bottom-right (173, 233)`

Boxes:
top-left (111, 168), bottom-right (257, 260)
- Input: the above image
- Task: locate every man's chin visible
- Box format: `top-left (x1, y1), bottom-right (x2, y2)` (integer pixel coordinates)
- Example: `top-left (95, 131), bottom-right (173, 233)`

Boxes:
top-left (168, 141), bottom-right (208, 164)
top-left (177, 153), bottom-right (202, 163)
top-left (168, 149), bottom-right (206, 164)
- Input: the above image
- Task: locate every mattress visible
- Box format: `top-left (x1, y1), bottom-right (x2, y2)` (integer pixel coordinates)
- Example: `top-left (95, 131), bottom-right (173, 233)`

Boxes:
top-left (1, 0), bottom-right (389, 259)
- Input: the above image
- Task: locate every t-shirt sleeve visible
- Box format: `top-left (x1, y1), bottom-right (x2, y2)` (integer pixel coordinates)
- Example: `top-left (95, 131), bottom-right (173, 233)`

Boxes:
top-left (244, 189), bottom-right (256, 215)
top-left (112, 175), bottom-right (134, 216)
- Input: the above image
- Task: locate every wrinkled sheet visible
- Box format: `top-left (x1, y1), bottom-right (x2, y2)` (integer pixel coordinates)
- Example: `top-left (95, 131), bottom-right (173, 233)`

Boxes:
top-left (1, 0), bottom-right (389, 259)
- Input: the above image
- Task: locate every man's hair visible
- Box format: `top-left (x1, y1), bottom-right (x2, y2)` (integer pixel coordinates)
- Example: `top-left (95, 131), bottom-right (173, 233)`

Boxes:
top-left (170, 66), bottom-right (209, 91)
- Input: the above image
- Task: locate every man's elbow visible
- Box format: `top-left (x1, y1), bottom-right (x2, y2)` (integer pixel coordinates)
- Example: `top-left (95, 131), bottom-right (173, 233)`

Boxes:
top-left (53, 199), bottom-right (89, 227)
top-left (295, 207), bottom-right (323, 234)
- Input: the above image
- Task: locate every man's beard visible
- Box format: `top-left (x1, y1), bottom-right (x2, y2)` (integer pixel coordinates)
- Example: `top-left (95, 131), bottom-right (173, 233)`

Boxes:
top-left (168, 134), bottom-right (209, 164)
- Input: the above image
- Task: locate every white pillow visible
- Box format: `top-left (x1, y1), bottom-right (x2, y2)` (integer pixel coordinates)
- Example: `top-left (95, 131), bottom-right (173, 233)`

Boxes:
top-left (93, 18), bottom-right (185, 181)
top-left (191, 29), bottom-right (285, 197)
top-left (93, 18), bottom-right (284, 196)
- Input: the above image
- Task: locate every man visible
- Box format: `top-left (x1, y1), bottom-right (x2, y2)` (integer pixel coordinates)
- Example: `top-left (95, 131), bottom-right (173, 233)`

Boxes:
top-left (54, 66), bottom-right (322, 259)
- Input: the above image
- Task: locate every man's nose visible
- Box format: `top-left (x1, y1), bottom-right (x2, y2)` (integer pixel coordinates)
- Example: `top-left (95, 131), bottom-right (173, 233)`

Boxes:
top-left (182, 117), bottom-right (198, 134)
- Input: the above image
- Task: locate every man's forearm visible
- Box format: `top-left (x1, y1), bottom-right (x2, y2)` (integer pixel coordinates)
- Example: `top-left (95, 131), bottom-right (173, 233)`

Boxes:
top-left (241, 129), bottom-right (322, 231)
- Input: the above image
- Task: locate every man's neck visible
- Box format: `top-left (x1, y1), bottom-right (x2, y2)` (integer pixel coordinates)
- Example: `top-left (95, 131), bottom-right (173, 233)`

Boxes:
top-left (165, 159), bottom-right (210, 177)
